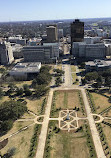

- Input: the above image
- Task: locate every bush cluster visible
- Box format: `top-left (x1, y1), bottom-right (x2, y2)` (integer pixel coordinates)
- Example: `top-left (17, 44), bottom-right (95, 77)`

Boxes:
top-left (78, 91), bottom-right (85, 115)
top-left (39, 98), bottom-right (46, 115)
top-left (28, 124), bottom-right (41, 158)
top-left (96, 124), bottom-right (111, 157)
top-left (84, 124), bottom-right (97, 158)
top-left (86, 90), bottom-right (96, 113)
top-left (44, 121), bottom-right (60, 158)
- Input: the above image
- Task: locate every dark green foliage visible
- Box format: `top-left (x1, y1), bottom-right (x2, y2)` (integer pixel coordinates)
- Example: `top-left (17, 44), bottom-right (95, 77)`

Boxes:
top-left (35, 85), bottom-right (49, 98)
top-left (28, 125), bottom-right (41, 158)
top-left (80, 62), bottom-right (85, 69)
top-left (40, 98), bottom-right (47, 115)
top-left (0, 100), bottom-right (27, 133)
top-left (53, 68), bottom-right (64, 77)
top-left (85, 72), bottom-right (99, 81)
top-left (23, 84), bottom-right (29, 91)
top-left (0, 88), bottom-right (4, 99)
top-left (32, 65), bottom-right (52, 88)
top-left (0, 67), bottom-right (5, 73)
top-left (55, 76), bottom-right (62, 86)
top-left (16, 88), bottom-right (24, 96)
top-left (0, 100), bottom-right (27, 121)
top-left (40, 65), bottom-right (51, 73)
top-left (7, 83), bottom-right (17, 95)
top-left (36, 73), bottom-right (51, 85)
top-left (1, 147), bottom-right (16, 158)
top-left (84, 124), bottom-right (97, 158)
top-left (108, 96), bottom-right (111, 103)
top-left (24, 89), bottom-right (32, 96)
top-left (0, 120), bottom-right (13, 132)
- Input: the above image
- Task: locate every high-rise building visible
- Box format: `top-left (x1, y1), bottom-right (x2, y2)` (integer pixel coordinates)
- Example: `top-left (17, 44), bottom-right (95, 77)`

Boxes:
top-left (0, 42), bottom-right (14, 65)
top-left (71, 19), bottom-right (84, 44)
top-left (46, 25), bottom-right (58, 43)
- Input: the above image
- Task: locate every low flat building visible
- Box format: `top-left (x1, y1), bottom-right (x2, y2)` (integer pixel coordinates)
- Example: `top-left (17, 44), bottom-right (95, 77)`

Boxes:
top-left (9, 62), bottom-right (41, 80)
top-left (84, 37), bottom-right (101, 44)
top-left (85, 59), bottom-right (111, 72)
top-left (8, 36), bottom-right (26, 46)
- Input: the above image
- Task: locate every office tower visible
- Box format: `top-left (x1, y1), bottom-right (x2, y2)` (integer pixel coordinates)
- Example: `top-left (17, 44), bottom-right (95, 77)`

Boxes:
top-left (46, 25), bottom-right (58, 43)
top-left (71, 19), bottom-right (84, 44)
top-left (0, 42), bottom-right (14, 65)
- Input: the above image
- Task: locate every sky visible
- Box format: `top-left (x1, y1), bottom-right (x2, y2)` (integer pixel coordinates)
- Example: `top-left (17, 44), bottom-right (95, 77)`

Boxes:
top-left (0, 0), bottom-right (111, 22)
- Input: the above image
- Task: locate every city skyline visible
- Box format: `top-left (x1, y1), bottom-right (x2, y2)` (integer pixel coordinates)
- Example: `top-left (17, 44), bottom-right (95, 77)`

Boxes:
top-left (0, 0), bottom-right (111, 22)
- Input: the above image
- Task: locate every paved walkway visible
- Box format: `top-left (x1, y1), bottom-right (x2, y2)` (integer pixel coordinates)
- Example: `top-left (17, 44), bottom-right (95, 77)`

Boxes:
top-left (81, 88), bottom-right (106, 158)
top-left (35, 89), bottom-right (53, 158)
top-left (63, 63), bottom-right (72, 87)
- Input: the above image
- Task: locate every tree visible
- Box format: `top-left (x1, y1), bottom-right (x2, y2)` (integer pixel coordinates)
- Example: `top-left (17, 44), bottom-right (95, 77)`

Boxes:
top-left (0, 88), bottom-right (4, 98)
top-left (23, 84), bottom-right (29, 91)
top-left (108, 96), bottom-right (111, 103)
top-left (55, 77), bottom-right (62, 87)
top-left (32, 79), bottom-right (37, 88)
top-left (35, 85), bottom-right (49, 98)
top-left (24, 89), bottom-right (32, 96)
top-left (40, 65), bottom-right (51, 74)
top-left (0, 100), bottom-right (27, 133)
top-left (36, 73), bottom-right (51, 85)
top-left (16, 88), bottom-right (24, 96)
top-left (53, 69), bottom-right (64, 77)
top-left (85, 72), bottom-right (99, 81)
top-left (80, 62), bottom-right (85, 69)
top-left (8, 83), bottom-right (17, 94)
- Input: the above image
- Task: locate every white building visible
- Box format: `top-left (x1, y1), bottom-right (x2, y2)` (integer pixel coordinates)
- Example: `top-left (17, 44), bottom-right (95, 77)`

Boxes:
top-left (23, 44), bottom-right (59, 63)
top-left (84, 37), bottom-right (101, 44)
top-left (72, 42), bottom-right (106, 59)
top-left (43, 43), bottom-right (59, 58)
top-left (0, 42), bottom-right (14, 65)
top-left (9, 62), bottom-right (41, 80)
top-left (28, 38), bottom-right (42, 46)
top-left (105, 44), bottom-right (111, 56)
top-left (8, 35), bottom-right (26, 45)
top-left (58, 29), bottom-right (63, 38)
top-left (96, 29), bottom-right (103, 37)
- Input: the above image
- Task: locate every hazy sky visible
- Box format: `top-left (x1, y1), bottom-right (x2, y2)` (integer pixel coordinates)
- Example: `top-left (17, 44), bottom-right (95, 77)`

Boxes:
top-left (0, 0), bottom-right (111, 22)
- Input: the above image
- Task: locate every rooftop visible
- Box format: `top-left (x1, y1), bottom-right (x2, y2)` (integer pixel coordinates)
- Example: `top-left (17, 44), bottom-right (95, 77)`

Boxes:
top-left (10, 62), bottom-right (41, 73)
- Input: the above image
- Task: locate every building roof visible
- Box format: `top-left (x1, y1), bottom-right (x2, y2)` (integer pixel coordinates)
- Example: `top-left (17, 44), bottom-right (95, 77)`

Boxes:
top-left (10, 62), bottom-right (41, 73)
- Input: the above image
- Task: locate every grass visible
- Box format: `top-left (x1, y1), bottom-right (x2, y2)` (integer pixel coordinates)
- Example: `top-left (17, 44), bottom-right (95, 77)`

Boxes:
top-left (71, 73), bottom-right (79, 85)
top-left (0, 121), bottom-right (34, 141)
top-left (51, 130), bottom-right (89, 158)
top-left (71, 65), bottom-right (76, 72)
top-left (89, 91), bottom-right (111, 155)
top-left (56, 64), bottom-right (62, 70)
top-left (0, 96), bottom-right (10, 104)
top-left (51, 90), bottom-right (84, 118)
top-left (26, 97), bottom-right (47, 115)
top-left (90, 92), bottom-right (111, 114)
top-left (44, 121), bottom-right (91, 158)
top-left (2, 80), bottom-right (32, 88)
top-left (1, 124), bottom-right (34, 158)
